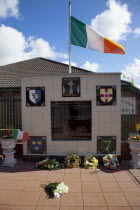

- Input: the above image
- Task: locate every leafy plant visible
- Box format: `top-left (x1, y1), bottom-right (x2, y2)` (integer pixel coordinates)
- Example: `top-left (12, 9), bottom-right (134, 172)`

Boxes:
top-left (2, 125), bottom-right (13, 139)
top-left (130, 135), bottom-right (140, 140)
top-left (2, 134), bottom-right (13, 139)
top-left (36, 157), bottom-right (61, 170)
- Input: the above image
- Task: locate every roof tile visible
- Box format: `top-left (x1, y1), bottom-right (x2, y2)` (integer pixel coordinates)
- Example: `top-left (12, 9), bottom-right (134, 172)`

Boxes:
top-left (0, 57), bottom-right (90, 88)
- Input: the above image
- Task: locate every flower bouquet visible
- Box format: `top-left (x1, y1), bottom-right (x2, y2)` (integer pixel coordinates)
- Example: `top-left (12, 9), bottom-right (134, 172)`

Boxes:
top-left (2, 126), bottom-right (13, 139)
top-left (83, 154), bottom-right (98, 169)
top-left (65, 153), bottom-right (81, 168)
top-left (130, 124), bottom-right (140, 140)
top-left (36, 157), bottom-right (61, 170)
top-left (102, 154), bottom-right (119, 169)
top-left (2, 134), bottom-right (13, 139)
top-left (46, 182), bottom-right (69, 198)
top-left (130, 135), bottom-right (140, 141)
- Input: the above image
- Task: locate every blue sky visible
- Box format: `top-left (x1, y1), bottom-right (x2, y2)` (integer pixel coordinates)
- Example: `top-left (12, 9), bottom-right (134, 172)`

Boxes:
top-left (0, 0), bottom-right (140, 88)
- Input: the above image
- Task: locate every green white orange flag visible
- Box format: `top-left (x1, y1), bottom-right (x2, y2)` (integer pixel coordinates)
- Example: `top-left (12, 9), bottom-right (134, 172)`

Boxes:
top-left (13, 129), bottom-right (28, 141)
top-left (123, 72), bottom-right (130, 80)
top-left (71, 16), bottom-right (125, 54)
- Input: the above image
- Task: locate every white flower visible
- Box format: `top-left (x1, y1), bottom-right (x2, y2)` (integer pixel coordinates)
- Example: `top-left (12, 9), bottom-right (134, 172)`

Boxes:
top-left (104, 162), bottom-right (110, 166)
top-left (109, 154), bottom-right (113, 159)
top-left (50, 182), bottom-right (69, 198)
top-left (86, 161), bottom-right (93, 166)
top-left (54, 190), bottom-right (61, 198)
top-left (56, 182), bottom-right (69, 195)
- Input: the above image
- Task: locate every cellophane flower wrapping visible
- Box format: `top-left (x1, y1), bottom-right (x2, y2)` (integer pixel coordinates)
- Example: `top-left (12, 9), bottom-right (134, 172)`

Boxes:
top-left (47, 182), bottom-right (69, 198)
top-left (65, 153), bottom-right (81, 168)
top-left (102, 154), bottom-right (119, 169)
top-left (83, 154), bottom-right (98, 169)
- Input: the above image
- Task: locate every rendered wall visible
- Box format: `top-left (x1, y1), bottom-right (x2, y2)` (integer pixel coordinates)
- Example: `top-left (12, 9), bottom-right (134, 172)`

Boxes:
top-left (21, 73), bottom-right (121, 156)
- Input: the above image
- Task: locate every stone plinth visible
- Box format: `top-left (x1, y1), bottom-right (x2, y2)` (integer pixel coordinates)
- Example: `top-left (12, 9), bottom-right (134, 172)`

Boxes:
top-left (1, 139), bottom-right (17, 167)
top-left (128, 138), bottom-right (140, 168)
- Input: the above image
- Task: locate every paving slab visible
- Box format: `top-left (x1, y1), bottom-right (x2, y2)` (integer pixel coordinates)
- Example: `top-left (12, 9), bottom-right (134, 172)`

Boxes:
top-left (0, 159), bottom-right (139, 209)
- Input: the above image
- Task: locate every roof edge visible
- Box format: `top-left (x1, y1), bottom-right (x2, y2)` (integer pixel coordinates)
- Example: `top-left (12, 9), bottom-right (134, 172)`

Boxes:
top-left (0, 57), bottom-right (91, 73)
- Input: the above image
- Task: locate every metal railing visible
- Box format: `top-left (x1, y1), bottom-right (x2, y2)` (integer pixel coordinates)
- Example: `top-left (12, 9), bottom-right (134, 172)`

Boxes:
top-left (0, 93), bottom-right (139, 141)
top-left (121, 91), bottom-right (140, 141)
top-left (0, 95), bottom-right (21, 138)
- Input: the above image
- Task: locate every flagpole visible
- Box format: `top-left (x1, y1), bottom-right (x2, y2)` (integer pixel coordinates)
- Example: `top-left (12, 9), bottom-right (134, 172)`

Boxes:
top-left (69, 0), bottom-right (71, 73)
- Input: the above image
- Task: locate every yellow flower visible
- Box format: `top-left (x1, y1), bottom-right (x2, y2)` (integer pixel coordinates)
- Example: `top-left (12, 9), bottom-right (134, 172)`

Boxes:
top-left (2, 134), bottom-right (12, 139)
top-left (136, 123), bottom-right (140, 132)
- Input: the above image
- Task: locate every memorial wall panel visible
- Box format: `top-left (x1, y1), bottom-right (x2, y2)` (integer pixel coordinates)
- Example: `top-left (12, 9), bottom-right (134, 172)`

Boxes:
top-left (62, 77), bottom-right (80, 97)
top-left (97, 136), bottom-right (116, 154)
top-left (27, 136), bottom-right (46, 154)
top-left (51, 101), bottom-right (91, 140)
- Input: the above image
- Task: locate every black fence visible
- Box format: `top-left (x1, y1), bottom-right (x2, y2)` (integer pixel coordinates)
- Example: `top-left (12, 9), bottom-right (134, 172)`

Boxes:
top-left (0, 92), bottom-right (139, 141)
top-left (121, 90), bottom-right (140, 140)
top-left (0, 95), bottom-right (21, 138)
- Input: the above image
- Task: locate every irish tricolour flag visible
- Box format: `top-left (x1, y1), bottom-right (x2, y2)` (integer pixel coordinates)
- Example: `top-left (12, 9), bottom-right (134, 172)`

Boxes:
top-left (13, 129), bottom-right (28, 141)
top-left (71, 16), bottom-right (125, 54)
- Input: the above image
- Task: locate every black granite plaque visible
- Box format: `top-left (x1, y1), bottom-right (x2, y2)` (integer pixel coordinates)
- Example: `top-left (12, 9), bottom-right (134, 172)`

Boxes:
top-left (26, 87), bottom-right (45, 106)
top-left (51, 101), bottom-right (91, 140)
top-left (27, 136), bottom-right (46, 154)
top-left (97, 136), bottom-right (116, 154)
top-left (62, 77), bottom-right (80, 97)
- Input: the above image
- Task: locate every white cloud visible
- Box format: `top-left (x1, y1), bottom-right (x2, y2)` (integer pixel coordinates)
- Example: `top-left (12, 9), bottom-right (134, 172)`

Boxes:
top-left (62, 60), bottom-right (77, 67)
top-left (81, 61), bottom-right (100, 72)
top-left (133, 27), bottom-right (140, 38)
top-left (0, 0), bottom-right (19, 19)
top-left (137, 84), bottom-right (140, 89)
top-left (0, 24), bottom-right (68, 66)
top-left (0, 25), bottom-right (27, 65)
top-left (62, 60), bottom-right (100, 72)
top-left (90, 0), bottom-right (132, 42)
top-left (26, 37), bottom-right (68, 60)
top-left (123, 58), bottom-right (140, 77)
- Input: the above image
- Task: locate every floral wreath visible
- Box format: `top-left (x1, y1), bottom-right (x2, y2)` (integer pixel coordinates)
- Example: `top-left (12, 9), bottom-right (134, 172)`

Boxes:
top-left (36, 157), bottom-right (61, 170)
top-left (102, 154), bottom-right (119, 169)
top-left (65, 153), bottom-right (81, 168)
top-left (83, 154), bottom-right (98, 169)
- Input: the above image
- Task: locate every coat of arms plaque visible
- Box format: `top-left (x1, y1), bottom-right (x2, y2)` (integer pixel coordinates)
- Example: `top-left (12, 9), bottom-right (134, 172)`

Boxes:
top-left (96, 86), bottom-right (116, 105)
top-left (26, 87), bottom-right (45, 106)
